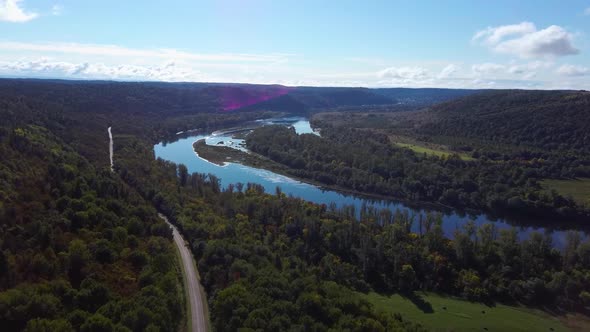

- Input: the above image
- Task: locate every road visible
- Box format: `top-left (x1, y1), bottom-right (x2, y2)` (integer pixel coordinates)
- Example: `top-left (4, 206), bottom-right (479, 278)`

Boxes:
top-left (159, 213), bottom-right (208, 332)
top-left (108, 126), bottom-right (114, 171)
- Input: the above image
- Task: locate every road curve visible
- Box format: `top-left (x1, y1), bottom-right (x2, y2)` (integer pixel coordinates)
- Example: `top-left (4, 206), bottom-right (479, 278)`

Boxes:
top-left (159, 213), bottom-right (208, 332)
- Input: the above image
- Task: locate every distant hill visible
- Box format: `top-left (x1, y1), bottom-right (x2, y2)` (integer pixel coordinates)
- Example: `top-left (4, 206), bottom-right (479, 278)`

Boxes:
top-left (289, 87), bottom-right (396, 108)
top-left (228, 86), bottom-right (481, 113)
top-left (0, 78), bottom-right (479, 115)
top-left (0, 79), bottom-right (218, 116)
top-left (418, 89), bottom-right (590, 153)
top-left (373, 88), bottom-right (479, 106)
top-left (238, 94), bottom-right (307, 113)
top-left (238, 87), bottom-right (396, 114)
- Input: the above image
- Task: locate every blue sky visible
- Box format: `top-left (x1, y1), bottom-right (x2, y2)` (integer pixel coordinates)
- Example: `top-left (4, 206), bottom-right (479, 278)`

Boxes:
top-left (1, 0), bottom-right (590, 89)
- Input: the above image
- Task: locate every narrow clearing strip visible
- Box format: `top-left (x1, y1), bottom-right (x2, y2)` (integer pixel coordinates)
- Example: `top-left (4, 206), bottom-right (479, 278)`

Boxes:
top-left (159, 213), bottom-right (208, 332)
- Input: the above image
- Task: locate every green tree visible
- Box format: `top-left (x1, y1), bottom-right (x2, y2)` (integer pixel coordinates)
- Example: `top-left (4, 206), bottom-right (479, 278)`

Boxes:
top-left (80, 314), bottom-right (114, 332)
top-left (24, 318), bottom-right (74, 332)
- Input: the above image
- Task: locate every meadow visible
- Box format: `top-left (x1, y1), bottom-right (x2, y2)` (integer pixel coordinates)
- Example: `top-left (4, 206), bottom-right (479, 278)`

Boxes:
top-left (361, 292), bottom-right (570, 332)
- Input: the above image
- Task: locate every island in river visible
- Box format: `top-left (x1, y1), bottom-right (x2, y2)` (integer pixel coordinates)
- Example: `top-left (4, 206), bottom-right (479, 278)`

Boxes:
top-left (193, 136), bottom-right (446, 210)
top-left (194, 138), bottom-right (265, 167)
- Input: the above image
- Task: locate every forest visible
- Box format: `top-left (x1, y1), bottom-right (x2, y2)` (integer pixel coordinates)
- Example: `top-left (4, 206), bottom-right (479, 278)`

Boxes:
top-left (0, 107), bottom-right (183, 331)
top-left (0, 83), bottom-right (275, 331)
top-left (0, 79), bottom-right (589, 331)
top-left (245, 124), bottom-right (590, 223)
top-left (119, 137), bottom-right (590, 331)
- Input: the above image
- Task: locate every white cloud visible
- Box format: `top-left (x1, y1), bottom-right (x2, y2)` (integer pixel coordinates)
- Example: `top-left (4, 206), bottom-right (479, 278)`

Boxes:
top-left (473, 22), bottom-right (578, 58)
top-left (0, 0), bottom-right (38, 22)
top-left (0, 57), bottom-right (573, 89)
top-left (507, 61), bottom-right (552, 79)
top-left (473, 22), bottom-right (536, 45)
top-left (0, 41), bottom-right (290, 63)
top-left (472, 62), bottom-right (505, 75)
top-left (438, 64), bottom-right (459, 79)
top-left (377, 66), bottom-right (429, 80)
top-left (0, 58), bottom-right (202, 81)
top-left (376, 66), bottom-right (434, 86)
top-left (556, 64), bottom-right (589, 77)
top-left (585, 7), bottom-right (590, 15)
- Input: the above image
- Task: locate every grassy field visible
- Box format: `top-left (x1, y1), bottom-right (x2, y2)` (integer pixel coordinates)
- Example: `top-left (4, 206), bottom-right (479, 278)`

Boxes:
top-left (395, 142), bottom-right (474, 161)
top-left (361, 292), bottom-right (569, 332)
top-left (540, 178), bottom-right (590, 207)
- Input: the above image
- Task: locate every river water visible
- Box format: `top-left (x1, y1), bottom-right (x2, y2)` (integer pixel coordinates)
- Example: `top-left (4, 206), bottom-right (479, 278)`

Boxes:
top-left (154, 117), bottom-right (581, 248)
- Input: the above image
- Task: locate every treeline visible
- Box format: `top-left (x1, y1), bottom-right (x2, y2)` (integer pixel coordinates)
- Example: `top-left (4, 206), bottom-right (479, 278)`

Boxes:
top-left (245, 125), bottom-right (590, 222)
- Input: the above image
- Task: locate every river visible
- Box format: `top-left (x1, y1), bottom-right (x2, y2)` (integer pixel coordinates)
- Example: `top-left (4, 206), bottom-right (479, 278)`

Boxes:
top-left (154, 117), bottom-right (581, 248)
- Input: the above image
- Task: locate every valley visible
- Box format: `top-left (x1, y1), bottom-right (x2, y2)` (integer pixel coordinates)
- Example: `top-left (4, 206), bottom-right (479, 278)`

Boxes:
top-left (1, 79), bottom-right (589, 332)
top-left (4, 2), bottom-right (590, 331)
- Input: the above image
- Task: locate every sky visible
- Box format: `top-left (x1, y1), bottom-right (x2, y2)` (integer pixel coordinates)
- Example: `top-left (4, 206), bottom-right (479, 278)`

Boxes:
top-left (1, 0), bottom-right (590, 89)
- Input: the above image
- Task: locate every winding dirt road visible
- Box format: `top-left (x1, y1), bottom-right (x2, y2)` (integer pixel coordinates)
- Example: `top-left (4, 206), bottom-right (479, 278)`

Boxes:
top-left (159, 213), bottom-right (208, 332)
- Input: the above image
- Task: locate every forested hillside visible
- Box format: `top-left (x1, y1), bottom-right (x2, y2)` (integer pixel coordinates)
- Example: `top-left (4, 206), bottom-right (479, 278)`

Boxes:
top-left (0, 97), bottom-right (183, 331)
top-left (422, 90), bottom-right (590, 154)
top-left (0, 83), bottom-right (275, 331)
top-left (0, 79), bottom-right (218, 116)
top-left (237, 86), bottom-right (479, 113)
top-left (373, 88), bottom-right (478, 106)
top-left (0, 79), bottom-right (480, 118)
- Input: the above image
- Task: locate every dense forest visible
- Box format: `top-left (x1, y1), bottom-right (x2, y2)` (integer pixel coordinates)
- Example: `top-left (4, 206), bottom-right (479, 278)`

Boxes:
top-left (373, 88), bottom-right (478, 107)
top-left (0, 101), bottom-right (183, 331)
top-left (245, 125), bottom-right (590, 223)
top-left (117, 135), bottom-right (590, 329)
top-left (117, 126), bottom-right (590, 330)
top-left (419, 90), bottom-right (590, 155)
top-left (0, 82), bottom-right (275, 331)
top-left (1, 79), bottom-right (589, 331)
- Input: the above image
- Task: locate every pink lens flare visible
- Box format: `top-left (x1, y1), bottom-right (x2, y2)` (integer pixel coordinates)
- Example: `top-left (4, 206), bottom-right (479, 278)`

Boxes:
top-left (218, 86), bottom-right (292, 111)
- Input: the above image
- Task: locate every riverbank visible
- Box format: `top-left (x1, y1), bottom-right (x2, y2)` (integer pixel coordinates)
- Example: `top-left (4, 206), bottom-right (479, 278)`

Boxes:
top-left (192, 138), bottom-right (590, 232)
top-left (193, 138), bottom-right (459, 213)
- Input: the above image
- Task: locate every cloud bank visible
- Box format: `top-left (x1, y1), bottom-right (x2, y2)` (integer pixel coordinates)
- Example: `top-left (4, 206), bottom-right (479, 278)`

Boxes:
top-left (0, 17), bottom-right (588, 91)
top-left (0, 58), bottom-right (202, 81)
top-left (0, 41), bottom-right (288, 63)
top-left (556, 64), bottom-right (589, 77)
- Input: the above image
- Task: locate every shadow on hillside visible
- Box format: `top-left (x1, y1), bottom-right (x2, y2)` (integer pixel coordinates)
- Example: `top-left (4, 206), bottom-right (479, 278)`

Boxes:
top-left (403, 292), bottom-right (434, 313)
